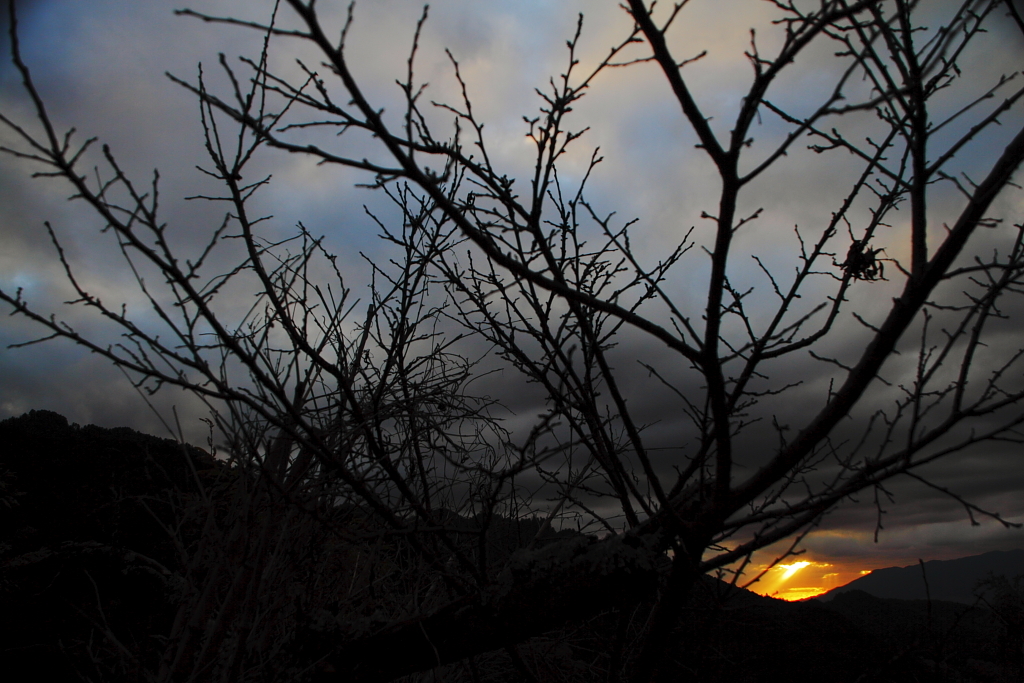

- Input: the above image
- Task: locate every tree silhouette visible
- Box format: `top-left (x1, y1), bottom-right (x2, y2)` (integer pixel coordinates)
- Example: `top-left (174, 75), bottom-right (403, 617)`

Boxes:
top-left (2, 1), bottom-right (1024, 680)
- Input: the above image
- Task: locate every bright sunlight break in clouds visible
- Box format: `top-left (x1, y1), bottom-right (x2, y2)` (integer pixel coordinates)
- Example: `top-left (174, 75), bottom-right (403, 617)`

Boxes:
top-left (750, 561), bottom-right (839, 601)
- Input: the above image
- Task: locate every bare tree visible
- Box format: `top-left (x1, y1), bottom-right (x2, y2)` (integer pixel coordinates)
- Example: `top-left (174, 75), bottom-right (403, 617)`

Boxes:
top-left (3, 0), bottom-right (1024, 681)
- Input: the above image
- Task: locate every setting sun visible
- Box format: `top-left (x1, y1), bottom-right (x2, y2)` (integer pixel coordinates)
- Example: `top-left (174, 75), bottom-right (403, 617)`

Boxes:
top-left (741, 557), bottom-right (874, 601)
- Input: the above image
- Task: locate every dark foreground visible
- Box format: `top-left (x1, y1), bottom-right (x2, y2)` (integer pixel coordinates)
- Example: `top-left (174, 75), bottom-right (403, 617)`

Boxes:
top-left (2, 410), bottom-right (1021, 682)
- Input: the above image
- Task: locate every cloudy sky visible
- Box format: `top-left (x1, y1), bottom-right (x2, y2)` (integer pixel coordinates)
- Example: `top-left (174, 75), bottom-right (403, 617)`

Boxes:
top-left (2, 0), bottom-right (1023, 599)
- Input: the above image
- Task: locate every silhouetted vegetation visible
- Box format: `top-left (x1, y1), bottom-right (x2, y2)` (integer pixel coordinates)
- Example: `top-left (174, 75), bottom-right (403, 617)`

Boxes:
top-left (2, 410), bottom-right (1022, 681)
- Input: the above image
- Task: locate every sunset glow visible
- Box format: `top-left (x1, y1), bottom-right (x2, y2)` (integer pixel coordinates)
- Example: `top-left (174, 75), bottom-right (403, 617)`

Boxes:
top-left (741, 557), bottom-right (877, 601)
top-left (779, 561), bottom-right (810, 580)
top-left (781, 586), bottom-right (829, 601)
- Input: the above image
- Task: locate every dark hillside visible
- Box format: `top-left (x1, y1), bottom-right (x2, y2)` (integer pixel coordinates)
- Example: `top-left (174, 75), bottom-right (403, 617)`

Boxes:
top-left (1, 409), bottom-right (219, 554)
top-left (819, 550), bottom-right (1024, 604)
top-left (665, 593), bottom-right (890, 682)
top-left (0, 410), bottom-right (222, 677)
top-left (1, 410), bottom-right (1020, 682)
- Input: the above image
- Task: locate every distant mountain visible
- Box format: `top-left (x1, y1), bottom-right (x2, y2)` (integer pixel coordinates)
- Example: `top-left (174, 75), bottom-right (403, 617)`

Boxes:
top-left (818, 549), bottom-right (1024, 604)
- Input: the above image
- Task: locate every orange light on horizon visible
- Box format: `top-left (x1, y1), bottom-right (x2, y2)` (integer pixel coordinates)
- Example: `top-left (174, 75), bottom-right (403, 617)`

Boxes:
top-left (745, 559), bottom-right (867, 601)
top-left (729, 542), bottom-right (894, 602)
top-left (782, 586), bottom-right (829, 601)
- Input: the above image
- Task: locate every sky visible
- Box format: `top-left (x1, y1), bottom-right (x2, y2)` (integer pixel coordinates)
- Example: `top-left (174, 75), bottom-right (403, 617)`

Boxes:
top-left (1, 0), bottom-right (1024, 601)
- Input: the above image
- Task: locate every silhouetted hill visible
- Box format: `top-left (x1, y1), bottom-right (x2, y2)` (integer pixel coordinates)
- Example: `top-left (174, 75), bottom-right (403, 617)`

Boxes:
top-left (818, 549), bottom-right (1024, 604)
top-left (2, 410), bottom-right (1021, 682)
top-left (667, 589), bottom-right (893, 681)
top-left (653, 579), bottom-right (1017, 682)
top-left (1, 409), bottom-right (219, 554)
top-left (0, 410), bottom-right (223, 677)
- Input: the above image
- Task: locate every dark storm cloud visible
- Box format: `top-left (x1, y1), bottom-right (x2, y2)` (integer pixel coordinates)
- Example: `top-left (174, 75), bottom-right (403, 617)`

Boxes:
top-left (1, 0), bottom-right (1022, 572)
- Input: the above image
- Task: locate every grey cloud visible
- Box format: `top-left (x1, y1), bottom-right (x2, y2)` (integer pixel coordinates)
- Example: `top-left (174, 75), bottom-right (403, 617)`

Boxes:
top-left (1, 0), bottom-right (1022, 568)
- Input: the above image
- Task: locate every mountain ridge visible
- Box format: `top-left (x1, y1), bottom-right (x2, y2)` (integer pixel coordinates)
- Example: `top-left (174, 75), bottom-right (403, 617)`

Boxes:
top-left (817, 548), bottom-right (1024, 604)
